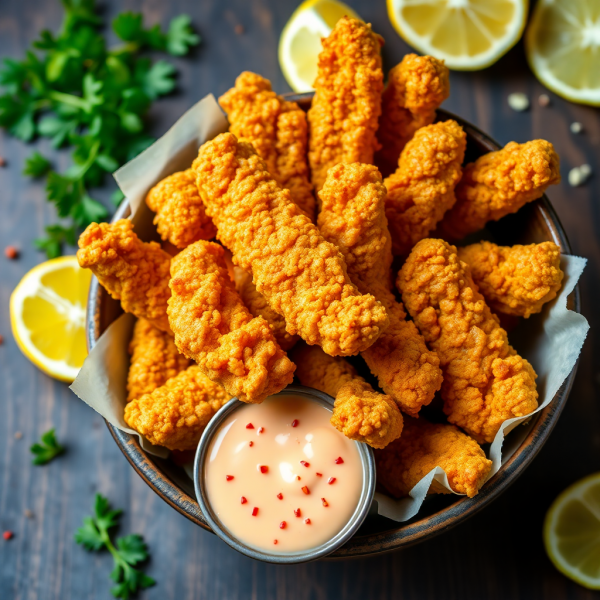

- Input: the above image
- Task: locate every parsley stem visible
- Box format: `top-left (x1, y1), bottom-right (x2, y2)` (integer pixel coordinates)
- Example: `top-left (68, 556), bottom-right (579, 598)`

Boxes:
top-left (48, 90), bottom-right (88, 110)
top-left (99, 526), bottom-right (131, 575)
top-left (71, 139), bottom-right (100, 181)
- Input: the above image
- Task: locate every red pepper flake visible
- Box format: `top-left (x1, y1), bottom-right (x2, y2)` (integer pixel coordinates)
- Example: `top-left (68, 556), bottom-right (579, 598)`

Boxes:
top-left (328, 477), bottom-right (336, 485)
top-left (5, 246), bottom-right (18, 260)
top-left (296, 476), bottom-right (301, 481)
top-left (259, 465), bottom-right (268, 474)
top-left (258, 427), bottom-right (264, 434)
top-left (305, 518), bottom-right (311, 525)
top-left (291, 419), bottom-right (299, 427)
top-left (321, 498), bottom-right (329, 507)
top-left (235, 24), bottom-right (245, 35)
top-left (246, 423), bottom-right (254, 429)
top-left (252, 507), bottom-right (259, 516)
top-left (3, 531), bottom-right (13, 540)
top-left (240, 496), bottom-right (247, 504)
top-left (0, 335), bottom-right (4, 345)
top-left (248, 441), bottom-right (254, 447)
top-left (300, 461), bottom-right (310, 468)
top-left (301, 486), bottom-right (310, 495)
top-left (226, 475), bottom-right (234, 481)
top-left (0, 157), bottom-right (6, 167)
top-left (273, 539), bottom-right (278, 545)
top-left (294, 508), bottom-right (301, 517)
top-left (277, 493), bottom-right (283, 500)
top-left (334, 456), bottom-right (344, 464)
top-left (316, 472), bottom-right (322, 477)
top-left (279, 521), bottom-right (287, 529)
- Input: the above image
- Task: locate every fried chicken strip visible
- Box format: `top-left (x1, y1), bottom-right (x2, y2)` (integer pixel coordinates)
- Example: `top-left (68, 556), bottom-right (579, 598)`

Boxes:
top-left (458, 241), bottom-right (563, 318)
top-left (145, 169), bottom-right (217, 249)
top-left (127, 318), bottom-right (190, 401)
top-left (375, 54), bottom-right (450, 177)
top-left (317, 163), bottom-right (442, 416)
top-left (168, 240), bottom-right (295, 403)
top-left (439, 140), bottom-right (561, 240)
top-left (375, 416), bottom-right (492, 498)
top-left (293, 344), bottom-right (403, 449)
top-left (307, 16), bottom-right (384, 193)
top-left (219, 71), bottom-right (315, 219)
top-left (193, 133), bottom-right (389, 357)
top-left (384, 120), bottom-right (466, 256)
top-left (398, 239), bottom-right (539, 443)
top-left (77, 220), bottom-right (171, 332)
top-left (124, 365), bottom-right (232, 450)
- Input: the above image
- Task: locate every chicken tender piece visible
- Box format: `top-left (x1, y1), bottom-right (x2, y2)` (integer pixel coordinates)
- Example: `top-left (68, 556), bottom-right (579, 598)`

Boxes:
top-left (375, 416), bottom-right (492, 498)
top-left (384, 120), bottom-right (466, 256)
top-left (318, 163), bottom-right (442, 416)
top-left (398, 239), bottom-right (539, 443)
top-left (439, 140), bottom-right (561, 240)
top-left (233, 266), bottom-right (299, 351)
top-left (219, 72), bottom-right (315, 220)
top-left (293, 344), bottom-right (403, 449)
top-left (458, 241), bottom-right (563, 318)
top-left (193, 133), bottom-right (389, 357)
top-left (124, 365), bottom-right (232, 450)
top-left (376, 54), bottom-right (450, 177)
top-left (77, 220), bottom-right (171, 332)
top-left (145, 169), bottom-right (217, 249)
top-left (307, 17), bottom-right (384, 193)
top-left (168, 240), bottom-right (295, 403)
top-left (127, 318), bottom-right (190, 401)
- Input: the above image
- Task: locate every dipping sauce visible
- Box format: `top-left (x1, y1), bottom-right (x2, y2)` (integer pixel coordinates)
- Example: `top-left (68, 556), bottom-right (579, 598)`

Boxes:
top-left (204, 394), bottom-right (363, 552)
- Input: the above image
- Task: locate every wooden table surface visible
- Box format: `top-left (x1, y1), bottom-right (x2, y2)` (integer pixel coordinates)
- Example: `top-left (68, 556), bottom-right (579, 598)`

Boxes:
top-left (1, 1), bottom-right (599, 598)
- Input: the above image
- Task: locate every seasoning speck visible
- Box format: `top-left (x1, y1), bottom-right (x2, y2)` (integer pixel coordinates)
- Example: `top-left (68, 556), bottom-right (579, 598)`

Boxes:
top-left (3, 531), bottom-right (13, 541)
top-left (252, 507), bottom-right (259, 516)
top-left (0, 157), bottom-right (6, 167)
top-left (0, 335), bottom-right (4, 345)
top-left (24, 509), bottom-right (33, 519)
top-left (235, 24), bottom-right (245, 35)
top-left (538, 94), bottom-right (550, 107)
top-left (5, 246), bottom-right (18, 259)
top-left (294, 508), bottom-right (301, 517)
top-left (305, 518), bottom-right (311, 525)
top-left (240, 496), bottom-right (247, 504)
top-left (570, 122), bottom-right (583, 134)
top-left (14, 431), bottom-right (23, 440)
top-left (508, 92), bottom-right (529, 112)
top-left (273, 539), bottom-right (278, 545)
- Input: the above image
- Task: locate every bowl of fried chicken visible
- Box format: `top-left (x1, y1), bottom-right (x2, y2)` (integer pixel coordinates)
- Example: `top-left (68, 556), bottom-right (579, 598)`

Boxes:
top-left (80, 16), bottom-right (579, 558)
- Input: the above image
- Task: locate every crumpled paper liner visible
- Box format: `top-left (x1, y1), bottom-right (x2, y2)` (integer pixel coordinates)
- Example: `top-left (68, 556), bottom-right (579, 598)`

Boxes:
top-left (70, 94), bottom-right (589, 523)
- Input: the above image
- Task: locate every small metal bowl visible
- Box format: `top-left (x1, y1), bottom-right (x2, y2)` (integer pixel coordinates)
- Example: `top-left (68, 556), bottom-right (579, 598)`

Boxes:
top-left (193, 386), bottom-right (376, 564)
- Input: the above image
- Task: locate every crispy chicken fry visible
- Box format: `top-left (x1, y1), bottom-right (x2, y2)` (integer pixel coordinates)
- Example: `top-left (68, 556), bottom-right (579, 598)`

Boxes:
top-left (293, 344), bottom-right (403, 449)
top-left (458, 241), bottom-right (563, 318)
top-left (375, 416), bottom-right (492, 498)
top-left (439, 140), bottom-right (561, 240)
top-left (384, 120), bottom-right (466, 256)
top-left (193, 133), bottom-right (389, 357)
top-left (145, 169), bottom-right (217, 249)
top-left (375, 54), bottom-right (450, 177)
top-left (77, 220), bottom-right (171, 332)
top-left (124, 365), bottom-right (232, 450)
top-left (219, 71), bottom-right (315, 219)
top-left (317, 163), bottom-right (442, 416)
top-left (127, 318), bottom-right (190, 401)
top-left (167, 240), bottom-right (295, 403)
top-left (397, 238), bottom-right (539, 443)
top-left (307, 16), bottom-right (384, 193)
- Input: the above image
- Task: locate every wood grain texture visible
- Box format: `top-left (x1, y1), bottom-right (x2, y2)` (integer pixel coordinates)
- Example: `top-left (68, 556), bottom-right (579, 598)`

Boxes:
top-left (0, 0), bottom-right (599, 599)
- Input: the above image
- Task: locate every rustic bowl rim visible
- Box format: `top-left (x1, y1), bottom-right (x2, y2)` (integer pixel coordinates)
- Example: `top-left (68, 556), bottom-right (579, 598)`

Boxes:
top-left (87, 103), bottom-right (580, 558)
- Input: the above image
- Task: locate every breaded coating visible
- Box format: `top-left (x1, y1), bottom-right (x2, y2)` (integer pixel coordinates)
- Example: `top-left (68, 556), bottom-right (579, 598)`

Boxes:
top-left (376, 54), bottom-right (450, 177)
top-left (458, 241), bottom-right (563, 318)
top-left (397, 239), bottom-right (539, 443)
top-left (145, 169), bottom-right (217, 249)
top-left (232, 266), bottom-right (299, 351)
top-left (219, 72), bottom-right (315, 220)
top-left (307, 17), bottom-right (384, 193)
top-left (77, 220), bottom-right (171, 332)
top-left (439, 140), bottom-right (561, 240)
top-left (318, 163), bottom-right (442, 416)
top-left (384, 120), bottom-right (466, 256)
top-left (124, 365), bottom-right (232, 450)
top-left (193, 133), bottom-right (389, 357)
top-left (293, 344), bottom-right (403, 449)
top-left (375, 416), bottom-right (492, 498)
top-left (167, 240), bottom-right (295, 403)
top-left (127, 318), bottom-right (190, 401)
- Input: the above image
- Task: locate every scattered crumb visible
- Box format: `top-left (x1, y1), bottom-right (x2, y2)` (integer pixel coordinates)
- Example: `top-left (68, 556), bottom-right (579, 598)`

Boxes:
top-left (2, 531), bottom-right (13, 541)
top-left (568, 165), bottom-right (592, 187)
top-left (538, 94), bottom-right (550, 107)
top-left (0, 157), bottom-right (6, 167)
top-left (0, 335), bottom-right (3, 345)
top-left (4, 246), bottom-right (18, 259)
top-left (508, 92), bottom-right (530, 112)
top-left (14, 431), bottom-right (23, 440)
top-left (24, 509), bottom-right (33, 519)
top-left (570, 122), bottom-right (583, 134)
top-left (234, 24), bottom-right (244, 35)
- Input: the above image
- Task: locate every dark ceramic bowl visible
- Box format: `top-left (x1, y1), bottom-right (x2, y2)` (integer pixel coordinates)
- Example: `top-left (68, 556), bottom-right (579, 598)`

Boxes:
top-left (86, 95), bottom-right (580, 558)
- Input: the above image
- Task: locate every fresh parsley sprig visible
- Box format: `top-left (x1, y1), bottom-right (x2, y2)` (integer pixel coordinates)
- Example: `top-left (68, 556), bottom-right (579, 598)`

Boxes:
top-left (0, 0), bottom-right (200, 258)
top-left (75, 494), bottom-right (155, 599)
top-left (30, 428), bottom-right (65, 465)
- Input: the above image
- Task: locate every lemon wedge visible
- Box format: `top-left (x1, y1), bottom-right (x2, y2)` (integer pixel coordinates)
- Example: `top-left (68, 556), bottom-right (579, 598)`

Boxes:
top-left (10, 256), bottom-right (91, 383)
top-left (387, 0), bottom-right (528, 70)
top-left (526, 0), bottom-right (600, 106)
top-left (544, 472), bottom-right (600, 589)
top-left (279, 0), bottom-right (361, 92)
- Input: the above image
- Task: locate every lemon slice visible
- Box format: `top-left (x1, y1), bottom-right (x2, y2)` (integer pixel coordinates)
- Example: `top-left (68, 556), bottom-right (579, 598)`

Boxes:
top-left (526, 0), bottom-right (600, 106)
top-left (544, 472), bottom-right (600, 589)
top-left (387, 0), bottom-right (528, 70)
top-left (10, 256), bottom-right (91, 383)
top-left (279, 0), bottom-right (361, 92)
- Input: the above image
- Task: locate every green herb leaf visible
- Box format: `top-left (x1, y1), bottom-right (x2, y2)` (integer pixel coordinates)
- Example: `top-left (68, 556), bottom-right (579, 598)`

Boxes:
top-left (23, 152), bottom-right (52, 178)
top-left (166, 15), bottom-right (200, 56)
top-left (34, 224), bottom-right (77, 258)
top-left (116, 534), bottom-right (149, 565)
top-left (30, 428), bottom-right (65, 465)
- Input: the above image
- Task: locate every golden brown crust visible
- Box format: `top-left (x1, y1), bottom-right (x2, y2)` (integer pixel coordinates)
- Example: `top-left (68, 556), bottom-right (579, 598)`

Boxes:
top-left (192, 132), bottom-right (389, 357)
top-left (167, 240), bottom-right (295, 403)
top-left (375, 416), bottom-right (492, 498)
top-left (307, 17), bottom-right (383, 193)
top-left (77, 220), bottom-right (171, 332)
top-left (397, 238), bottom-right (539, 443)
top-left (439, 140), bottom-right (561, 240)
top-left (219, 72), bottom-right (315, 220)
top-left (124, 365), bottom-right (232, 450)
top-left (458, 241), bottom-right (563, 318)
top-left (127, 318), bottom-right (190, 401)
top-left (145, 169), bottom-right (217, 249)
